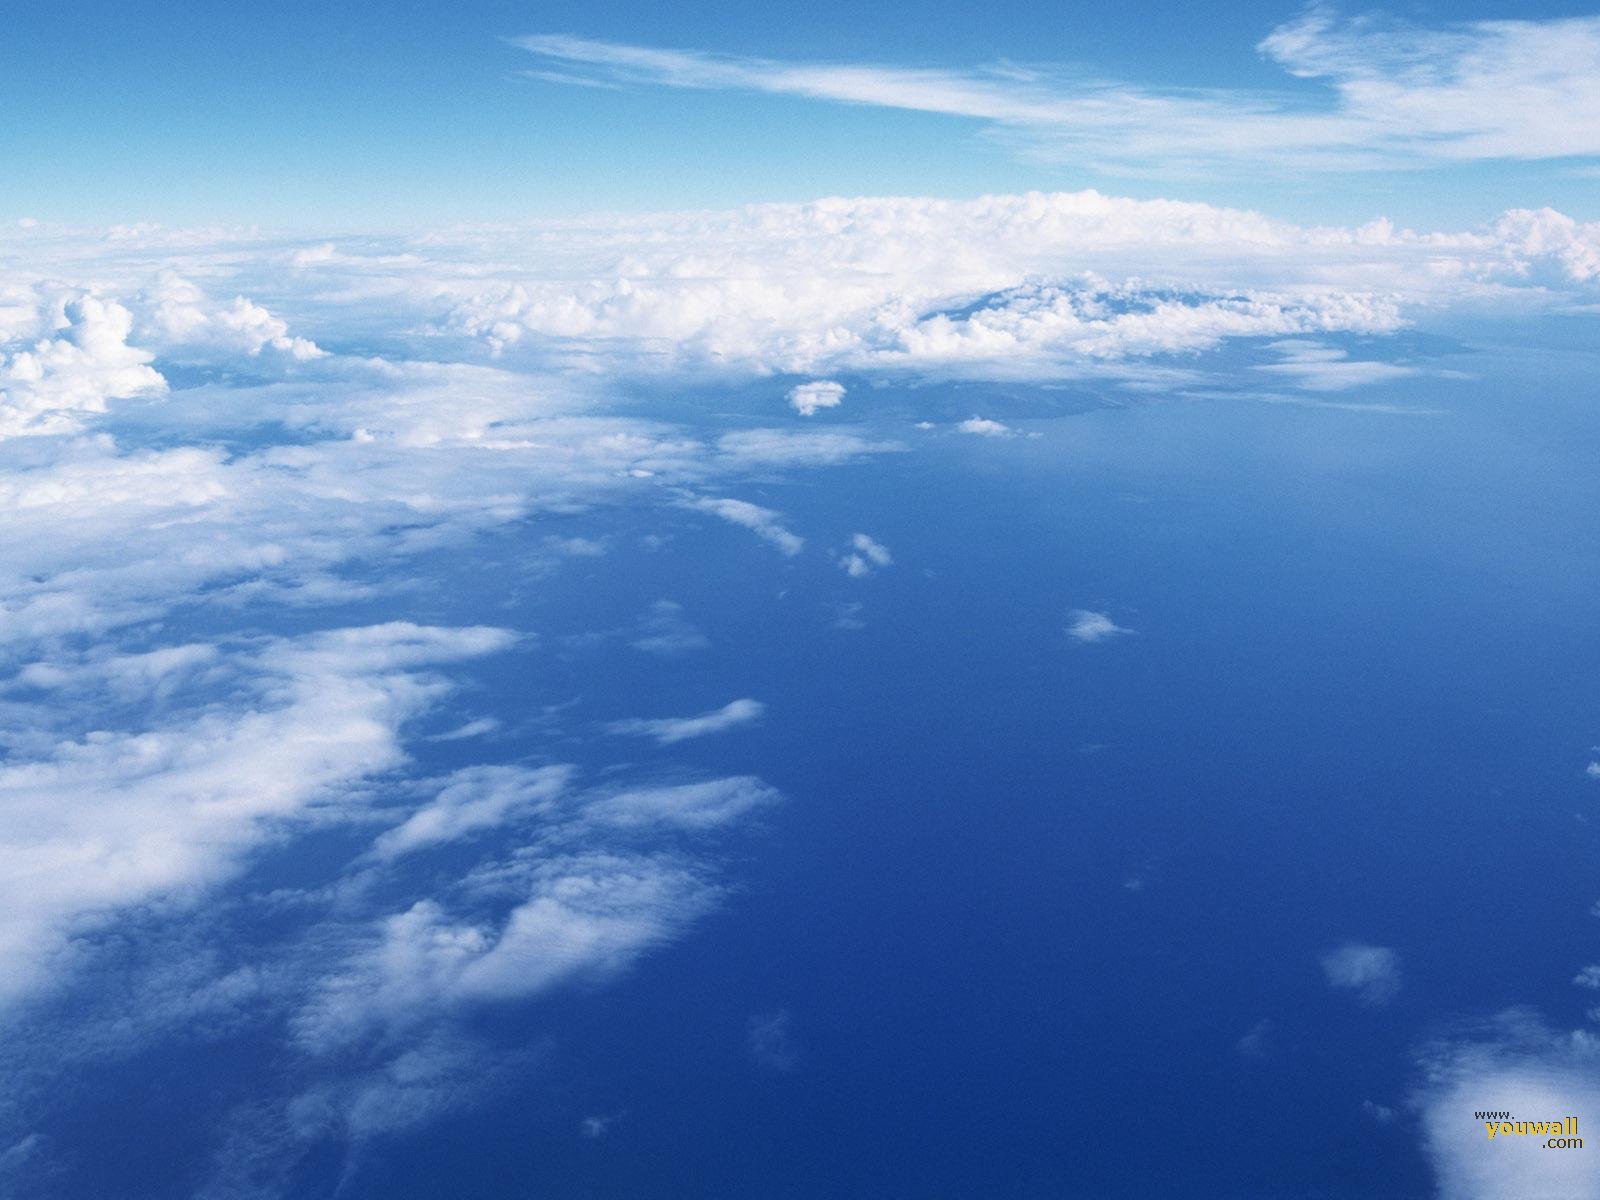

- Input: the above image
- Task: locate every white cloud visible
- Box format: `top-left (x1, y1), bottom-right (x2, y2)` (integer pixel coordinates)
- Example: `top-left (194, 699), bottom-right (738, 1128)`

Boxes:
top-left (1321, 942), bottom-right (1401, 1007)
top-left (682, 496), bottom-right (804, 555)
top-left (838, 532), bottom-right (892, 577)
top-left (0, 295), bottom-right (164, 439)
top-left (583, 775), bottom-right (780, 830)
top-left (0, 622), bottom-right (514, 1007)
top-left (630, 600), bottom-right (710, 657)
top-left (787, 379), bottom-right (845, 416)
top-left (1414, 1012), bottom-right (1600, 1200)
top-left (0, 188), bottom-right (1596, 1191)
top-left (372, 765), bottom-right (574, 860)
top-left (606, 698), bottom-right (766, 744)
top-left (956, 416), bottom-right (1014, 437)
top-left (1067, 609), bottom-right (1132, 643)
top-left (513, 16), bottom-right (1600, 173)
top-left (1257, 339), bottom-right (1420, 392)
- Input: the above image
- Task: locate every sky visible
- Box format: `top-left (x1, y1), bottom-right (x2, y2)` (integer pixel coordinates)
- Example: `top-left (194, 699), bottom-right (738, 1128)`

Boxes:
top-left (4, 0), bottom-right (1600, 226)
top-left (4, 4), bottom-right (1600, 1200)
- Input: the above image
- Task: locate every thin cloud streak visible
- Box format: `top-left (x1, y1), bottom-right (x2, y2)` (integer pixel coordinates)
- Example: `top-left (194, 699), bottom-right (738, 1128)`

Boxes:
top-left (511, 11), bottom-right (1600, 173)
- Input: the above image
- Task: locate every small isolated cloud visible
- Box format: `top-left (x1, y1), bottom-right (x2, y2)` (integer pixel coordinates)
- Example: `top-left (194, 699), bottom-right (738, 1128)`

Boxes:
top-left (1362, 1099), bottom-right (1397, 1125)
top-left (1573, 965), bottom-right (1600, 989)
top-left (838, 532), bottom-right (892, 577)
top-left (957, 416), bottom-right (1014, 437)
top-left (580, 1113), bottom-right (623, 1139)
top-left (832, 601), bottom-right (866, 631)
top-left (607, 698), bottom-right (766, 745)
top-left (787, 379), bottom-right (845, 416)
top-left (631, 600), bottom-right (710, 657)
top-left (1321, 942), bottom-right (1401, 1007)
top-left (1586, 761), bottom-right (1600, 779)
top-left (1257, 339), bottom-right (1419, 392)
top-left (1235, 1019), bottom-right (1271, 1058)
top-left (682, 497), bottom-right (803, 556)
top-left (426, 717), bottom-right (502, 743)
top-left (746, 1010), bottom-right (799, 1071)
top-left (1067, 609), bottom-right (1132, 643)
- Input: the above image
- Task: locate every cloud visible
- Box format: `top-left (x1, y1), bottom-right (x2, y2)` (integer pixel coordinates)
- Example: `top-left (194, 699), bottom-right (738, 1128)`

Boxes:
top-left (1257, 339), bottom-right (1420, 392)
top-left (1321, 942), bottom-right (1401, 1006)
top-left (606, 698), bottom-right (766, 744)
top-left (512, 16), bottom-right (1600, 173)
top-left (0, 188), bottom-right (1596, 1193)
top-left (956, 416), bottom-right (1014, 437)
top-left (838, 532), bottom-right (892, 577)
top-left (1235, 1019), bottom-right (1272, 1059)
top-left (371, 765), bottom-right (574, 860)
top-left (682, 497), bottom-right (804, 555)
top-left (583, 776), bottom-right (780, 830)
top-left (1067, 609), bottom-right (1132, 643)
top-left (630, 600), bottom-right (710, 657)
top-left (1414, 1011), bottom-right (1600, 1200)
top-left (0, 622), bottom-right (514, 1008)
top-left (0, 295), bottom-right (164, 439)
top-left (787, 379), bottom-right (845, 416)
top-left (746, 1010), bottom-right (799, 1071)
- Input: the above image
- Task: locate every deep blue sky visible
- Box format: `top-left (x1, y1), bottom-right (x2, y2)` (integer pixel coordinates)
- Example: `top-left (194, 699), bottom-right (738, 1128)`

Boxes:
top-left (6, 0), bottom-right (1599, 227)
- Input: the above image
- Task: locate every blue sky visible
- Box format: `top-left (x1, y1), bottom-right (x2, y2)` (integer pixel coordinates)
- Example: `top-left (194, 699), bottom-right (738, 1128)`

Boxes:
top-left (6, 0), bottom-right (1600, 226)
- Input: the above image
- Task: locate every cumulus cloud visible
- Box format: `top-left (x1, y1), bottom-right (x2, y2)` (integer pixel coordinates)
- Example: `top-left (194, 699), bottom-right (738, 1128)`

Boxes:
top-left (606, 698), bottom-right (766, 744)
top-left (787, 379), bottom-right (845, 416)
top-left (136, 272), bottom-right (323, 361)
top-left (957, 416), bottom-right (1014, 437)
top-left (838, 532), bottom-right (892, 577)
top-left (0, 295), bottom-right (164, 439)
top-left (1067, 609), bottom-right (1132, 643)
top-left (1321, 942), bottom-right (1401, 1007)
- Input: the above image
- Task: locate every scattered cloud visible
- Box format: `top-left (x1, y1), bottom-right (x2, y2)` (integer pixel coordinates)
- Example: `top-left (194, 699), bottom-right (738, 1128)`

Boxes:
top-left (682, 497), bottom-right (804, 555)
top-left (788, 379), bottom-right (845, 416)
top-left (606, 698), bottom-right (766, 745)
top-left (1321, 942), bottom-right (1401, 1007)
top-left (1257, 339), bottom-right (1419, 392)
top-left (956, 416), bottom-right (1014, 437)
top-left (1067, 609), bottom-right (1132, 643)
top-left (630, 600), bottom-right (711, 657)
top-left (746, 1010), bottom-right (799, 1071)
top-left (838, 532), bottom-right (892, 577)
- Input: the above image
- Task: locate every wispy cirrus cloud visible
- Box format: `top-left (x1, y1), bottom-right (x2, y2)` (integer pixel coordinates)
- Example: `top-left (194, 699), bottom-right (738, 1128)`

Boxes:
top-left (511, 11), bottom-right (1600, 173)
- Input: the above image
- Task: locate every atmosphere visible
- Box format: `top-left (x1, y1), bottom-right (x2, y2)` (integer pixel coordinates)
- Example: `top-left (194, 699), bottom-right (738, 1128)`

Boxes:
top-left (4, 4), bottom-right (1600, 1199)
